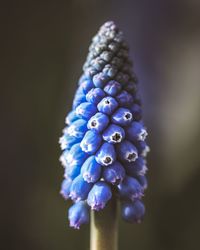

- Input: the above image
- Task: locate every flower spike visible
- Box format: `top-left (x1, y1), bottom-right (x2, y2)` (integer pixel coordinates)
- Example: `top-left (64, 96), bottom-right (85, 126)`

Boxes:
top-left (59, 21), bottom-right (150, 228)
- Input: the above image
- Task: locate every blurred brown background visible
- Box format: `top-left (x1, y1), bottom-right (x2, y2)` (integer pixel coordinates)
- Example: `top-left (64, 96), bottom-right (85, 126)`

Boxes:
top-left (1, 0), bottom-right (200, 250)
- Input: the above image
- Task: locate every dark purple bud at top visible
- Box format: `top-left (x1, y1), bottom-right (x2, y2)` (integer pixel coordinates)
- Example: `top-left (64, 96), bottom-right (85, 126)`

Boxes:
top-left (80, 130), bottom-right (102, 154)
top-left (130, 104), bottom-right (142, 121)
top-left (104, 80), bottom-right (122, 96)
top-left (93, 72), bottom-right (109, 88)
top-left (125, 157), bottom-right (148, 177)
top-left (116, 140), bottom-right (138, 162)
top-left (123, 82), bottom-right (137, 94)
top-left (60, 178), bottom-right (72, 200)
top-left (103, 161), bottom-right (125, 185)
top-left (127, 122), bottom-right (148, 142)
top-left (115, 72), bottom-right (129, 85)
top-left (68, 201), bottom-right (89, 229)
top-left (100, 51), bottom-right (113, 62)
top-left (97, 96), bottom-right (118, 115)
top-left (111, 107), bottom-right (133, 126)
top-left (80, 79), bottom-right (94, 93)
top-left (118, 176), bottom-right (143, 201)
top-left (103, 64), bottom-right (118, 78)
top-left (102, 124), bottom-right (125, 144)
top-left (72, 87), bottom-right (86, 109)
top-left (121, 200), bottom-right (145, 223)
top-left (87, 112), bottom-right (109, 132)
top-left (96, 142), bottom-right (116, 166)
top-left (66, 119), bottom-right (87, 138)
top-left (75, 102), bottom-right (97, 120)
top-left (87, 182), bottom-right (112, 211)
top-left (81, 156), bottom-right (102, 183)
top-left (91, 57), bottom-right (106, 71)
top-left (111, 57), bottom-right (123, 68)
top-left (65, 110), bottom-right (79, 125)
top-left (108, 41), bottom-right (120, 52)
top-left (70, 175), bottom-right (93, 202)
top-left (116, 90), bottom-right (133, 107)
top-left (86, 88), bottom-right (106, 104)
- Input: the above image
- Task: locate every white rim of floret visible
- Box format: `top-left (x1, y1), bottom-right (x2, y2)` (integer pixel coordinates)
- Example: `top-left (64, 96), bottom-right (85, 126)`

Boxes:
top-left (124, 111), bottom-right (133, 120)
top-left (88, 119), bottom-right (99, 129)
top-left (110, 132), bottom-right (123, 143)
top-left (141, 145), bottom-right (150, 157)
top-left (139, 164), bottom-right (148, 176)
top-left (102, 156), bottom-right (113, 166)
top-left (80, 141), bottom-right (93, 153)
top-left (125, 151), bottom-right (138, 162)
top-left (59, 136), bottom-right (67, 150)
top-left (66, 125), bottom-right (77, 136)
top-left (139, 129), bottom-right (148, 141)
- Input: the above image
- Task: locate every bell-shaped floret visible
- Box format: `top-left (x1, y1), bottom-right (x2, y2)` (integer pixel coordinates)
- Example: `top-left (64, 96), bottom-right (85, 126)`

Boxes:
top-left (121, 200), bottom-right (145, 223)
top-left (95, 142), bottom-right (116, 166)
top-left (68, 201), bottom-right (89, 229)
top-left (87, 182), bottom-right (112, 211)
top-left (81, 156), bottom-right (102, 183)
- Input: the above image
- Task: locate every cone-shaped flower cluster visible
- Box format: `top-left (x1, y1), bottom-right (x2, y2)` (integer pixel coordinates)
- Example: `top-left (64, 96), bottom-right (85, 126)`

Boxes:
top-left (59, 21), bottom-right (150, 229)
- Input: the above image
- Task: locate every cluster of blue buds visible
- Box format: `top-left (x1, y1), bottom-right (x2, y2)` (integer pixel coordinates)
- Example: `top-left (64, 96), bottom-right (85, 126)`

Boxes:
top-left (59, 21), bottom-right (150, 229)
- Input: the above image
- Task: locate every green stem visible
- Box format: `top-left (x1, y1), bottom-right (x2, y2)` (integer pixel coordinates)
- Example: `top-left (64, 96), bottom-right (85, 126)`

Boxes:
top-left (90, 197), bottom-right (118, 250)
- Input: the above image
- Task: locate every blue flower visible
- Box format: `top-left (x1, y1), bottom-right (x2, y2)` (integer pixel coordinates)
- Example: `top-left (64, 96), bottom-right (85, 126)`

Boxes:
top-left (59, 21), bottom-right (150, 228)
top-left (121, 200), bottom-right (145, 223)
top-left (125, 157), bottom-right (148, 177)
top-left (60, 178), bottom-right (72, 200)
top-left (118, 176), bottom-right (144, 201)
top-left (66, 119), bottom-right (87, 138)
top-left (111, 107), bottom-right (133, 126)
top-left (86, 88), bottom-right (105, 104)
top-left (103, 161), bottom-right (125, 185)
top-left (97, 96), bottom-right (118, 115)
top-left (80, 130), bottom-right (102, 154)
top-left (102, 124), bottom-right (125, 144)
top-left (87, 182), bottom-right (112, 211)
top-left (75, 102), bottom-right (97, 119)
top-left (103, 80), bottom-right (122, 96)
top-left (81, 156), bottom-right (102, 183)
top-left (69, 175), bottom-right (93, 202)
top-left (127, 121), bottom-right (148, 142)
top-left (95, 142), bottom-right (116, 166)
top-left (87, 112), bottom-right (109, 132)
top-left (116, 140), bottom-right (138, 163)
top-left (65, 110), bottom-right (79, 125)
top-left (68, 201), bottom-right (89, 229)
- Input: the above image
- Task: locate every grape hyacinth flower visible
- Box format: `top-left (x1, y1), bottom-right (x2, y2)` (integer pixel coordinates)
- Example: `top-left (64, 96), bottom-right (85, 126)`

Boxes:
top-left (59, 21), bottom-right (150, 232)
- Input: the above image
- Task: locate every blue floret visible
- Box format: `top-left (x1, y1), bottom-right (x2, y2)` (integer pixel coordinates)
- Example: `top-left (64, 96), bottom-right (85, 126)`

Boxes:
top-left (68, 201), bottom-right (89, 229)
top-left (87, 182), bottom-right (112, 211)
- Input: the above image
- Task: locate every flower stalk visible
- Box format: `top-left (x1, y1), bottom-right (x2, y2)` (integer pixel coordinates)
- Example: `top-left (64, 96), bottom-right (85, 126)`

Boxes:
top-left (90, 197), bottom-right (118, 250)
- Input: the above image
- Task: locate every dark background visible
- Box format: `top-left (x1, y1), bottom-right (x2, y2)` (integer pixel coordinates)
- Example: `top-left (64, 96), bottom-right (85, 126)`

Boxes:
top-left (1, 0), bottom-right (200, 250)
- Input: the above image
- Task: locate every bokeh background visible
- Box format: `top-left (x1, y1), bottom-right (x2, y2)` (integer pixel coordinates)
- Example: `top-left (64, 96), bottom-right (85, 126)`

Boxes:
top-left (1, 0), bottom-right (200, 250)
